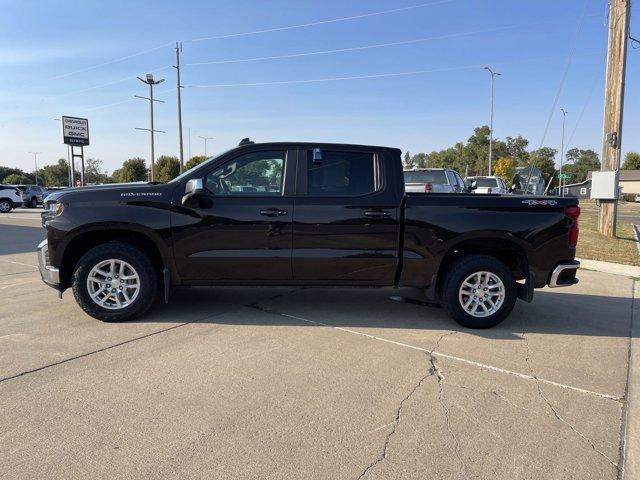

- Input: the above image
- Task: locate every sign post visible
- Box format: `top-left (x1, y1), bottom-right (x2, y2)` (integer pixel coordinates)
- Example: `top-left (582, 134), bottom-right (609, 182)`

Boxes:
top-left (61, 116), bottom-right (90, 186)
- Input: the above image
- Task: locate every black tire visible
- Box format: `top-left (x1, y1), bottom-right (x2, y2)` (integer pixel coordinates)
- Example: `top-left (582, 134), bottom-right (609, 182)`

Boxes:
top-left (30, 197), bottom-right (37, 208)
top-left (0, 199), bottom-right (12, 213)
top-left (72, 241), bottom-right (158, 322)
top-left (440, 254), bottom-right (516, 329)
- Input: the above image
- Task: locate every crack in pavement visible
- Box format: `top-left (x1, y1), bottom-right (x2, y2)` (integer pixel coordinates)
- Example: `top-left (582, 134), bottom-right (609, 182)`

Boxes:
top-left (521, 323), bottom-right (620, 471)
top-left (428, 331), bottom-right (472, 479)
top-left (356, 353), bottom-right (434, 480)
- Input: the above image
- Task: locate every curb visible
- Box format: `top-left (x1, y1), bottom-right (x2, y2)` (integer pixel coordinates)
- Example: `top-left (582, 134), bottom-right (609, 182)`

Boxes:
top-left (576, 258), bottom-right (640, 279)
top-left (622, 281), bottom-right (639, 479)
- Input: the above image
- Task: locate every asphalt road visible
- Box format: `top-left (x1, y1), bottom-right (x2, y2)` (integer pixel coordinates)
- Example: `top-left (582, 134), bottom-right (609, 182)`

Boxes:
top-left (0, 208), bottom-right (637, 479)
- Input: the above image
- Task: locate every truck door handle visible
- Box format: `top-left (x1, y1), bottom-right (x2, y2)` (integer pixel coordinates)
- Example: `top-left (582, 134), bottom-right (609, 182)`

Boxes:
top-left (260, 208), bottom-right (288, 217)
top-left (364, 210), bottom-right (391, 218)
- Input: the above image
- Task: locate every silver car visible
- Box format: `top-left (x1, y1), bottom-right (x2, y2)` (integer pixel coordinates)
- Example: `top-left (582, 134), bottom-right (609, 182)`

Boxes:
top-left (15, 184), bottom-right (45, 208)
top-left (403, 168), bottom-right (466, 193)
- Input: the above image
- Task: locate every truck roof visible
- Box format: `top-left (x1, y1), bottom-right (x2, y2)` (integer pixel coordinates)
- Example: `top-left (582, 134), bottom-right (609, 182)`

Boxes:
top-left (232, 141), bottom-right (401, 154)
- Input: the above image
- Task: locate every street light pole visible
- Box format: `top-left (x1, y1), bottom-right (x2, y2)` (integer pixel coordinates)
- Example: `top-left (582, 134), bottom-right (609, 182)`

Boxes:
top-left (559, 108), bottom-right (568, 197)
top-left (484, 66), bottom-right (501, 176)
top-left (136, 74), bottom-right (165, 181)
top-left (198, 136), bottom-right (213, 157)
top-left (174, 42), bottom-right (185, 173)
top-left (28, 151), bottom-right (42, 185)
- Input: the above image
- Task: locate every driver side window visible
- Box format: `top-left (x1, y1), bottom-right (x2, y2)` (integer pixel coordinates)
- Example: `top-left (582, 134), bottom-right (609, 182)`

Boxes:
top-left (204, 151), bottom-right (285, 196)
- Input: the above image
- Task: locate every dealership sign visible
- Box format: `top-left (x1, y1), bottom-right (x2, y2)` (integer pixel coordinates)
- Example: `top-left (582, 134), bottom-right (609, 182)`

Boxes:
top-left (62, 116), bottom-right (90, 146)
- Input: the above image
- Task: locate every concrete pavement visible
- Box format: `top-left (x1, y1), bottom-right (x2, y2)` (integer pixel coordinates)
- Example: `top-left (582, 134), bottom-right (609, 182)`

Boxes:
top-left (0, 209), bottom-right (636, 479)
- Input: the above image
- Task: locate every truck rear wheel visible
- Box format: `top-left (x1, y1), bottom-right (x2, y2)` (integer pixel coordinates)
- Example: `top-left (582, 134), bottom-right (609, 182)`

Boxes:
top-left (441, 255), bottom-right (516, 329)
top-left (72, 241), bottom-right (158, 322)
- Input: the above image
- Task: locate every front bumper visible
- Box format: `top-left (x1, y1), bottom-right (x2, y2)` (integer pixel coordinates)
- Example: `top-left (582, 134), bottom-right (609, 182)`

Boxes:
top-left (13, 201), bottom-right (23, 208)
top-left (37, 239), bottom-right (61, 289)
top-left (548, 260), bottom-right (580, 288)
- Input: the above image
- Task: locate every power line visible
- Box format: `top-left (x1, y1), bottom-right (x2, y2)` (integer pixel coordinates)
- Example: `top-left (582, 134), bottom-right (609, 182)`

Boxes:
top-left (43, 1), bottom-right (455, 83)
top-left (187, 0), bottom-right (455, 43)
top-left (185, 24), bottom-right (524, 67)
top-left (47, 42), bottom-right (174, 81)
top-left (184, 52), bottom-right (599, 89)
top-left (537, 0), bottom-right (589, 149)
top-left (50, 66), bottom-right (172, 98)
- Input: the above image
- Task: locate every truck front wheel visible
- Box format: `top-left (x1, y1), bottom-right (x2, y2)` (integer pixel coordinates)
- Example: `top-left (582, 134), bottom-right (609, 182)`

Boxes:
top-left (72, 241), bottom-right (158, 322)
top-left (441, 255), bottom-right (516, 329)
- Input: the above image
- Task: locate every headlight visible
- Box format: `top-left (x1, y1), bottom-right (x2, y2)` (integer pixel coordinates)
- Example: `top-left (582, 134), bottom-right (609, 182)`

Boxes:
top-left (48, 202), bottom-right (65, 216)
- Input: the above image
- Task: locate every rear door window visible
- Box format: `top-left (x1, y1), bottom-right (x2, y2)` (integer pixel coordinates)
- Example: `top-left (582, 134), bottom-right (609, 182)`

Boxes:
top-left (306, 150), bottom-right (376, 196)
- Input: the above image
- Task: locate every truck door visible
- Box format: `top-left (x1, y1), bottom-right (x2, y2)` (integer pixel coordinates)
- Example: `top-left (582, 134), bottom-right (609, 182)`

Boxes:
top-left (171, 149), bottom-right (295, 282)
top-left (292, 148), bottom-right (401, 285)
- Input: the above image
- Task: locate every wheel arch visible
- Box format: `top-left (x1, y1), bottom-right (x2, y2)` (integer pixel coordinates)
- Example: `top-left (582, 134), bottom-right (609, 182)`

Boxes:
top-left (58, 224), bottom-right (173, 289)
top-left (435, 234), bottom-right (530, 294)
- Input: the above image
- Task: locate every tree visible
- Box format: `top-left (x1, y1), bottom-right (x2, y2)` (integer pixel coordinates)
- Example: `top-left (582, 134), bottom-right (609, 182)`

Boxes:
top-left (0, 167), bottom-right (33, 184)
top-left (39, 159), bottom-right (70, 186)
top-left (84, 158), bottom-right (113, 184)
top-left (2, 173), bottom-right (32, 184)
top-left (528, 148), bottom-right (557, 185)
top-left (114, 158), bottom-right (147, 183)
top-left (493, 157), bottom-right (517, 180)
top-left (403, 152), bottom-right (414, 169)
top-left (563, 148), bottom-right (600, 183)
top-left (185, 155), bottom-right (208, 171)
top-left (505, 136), bottom-right (530, 164)
top-left (622, 151), bottom-right (640, 170)
top-left (155, 156), bottom-right (180, 182)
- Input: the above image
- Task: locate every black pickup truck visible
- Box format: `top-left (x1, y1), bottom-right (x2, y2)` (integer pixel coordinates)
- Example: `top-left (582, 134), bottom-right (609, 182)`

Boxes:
top-left (39, 141), bottom-right (580, 328)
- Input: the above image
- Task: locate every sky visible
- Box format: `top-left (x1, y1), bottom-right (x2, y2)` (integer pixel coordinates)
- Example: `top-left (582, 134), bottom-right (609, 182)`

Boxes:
top-left (1, 0), bottom-right (639, 175)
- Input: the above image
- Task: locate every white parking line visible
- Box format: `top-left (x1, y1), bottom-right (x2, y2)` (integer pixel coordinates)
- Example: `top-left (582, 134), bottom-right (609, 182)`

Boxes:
top-left (0, 260), bottom-right (38, 269)
top-left (279, 312), bottom-right (622, 402)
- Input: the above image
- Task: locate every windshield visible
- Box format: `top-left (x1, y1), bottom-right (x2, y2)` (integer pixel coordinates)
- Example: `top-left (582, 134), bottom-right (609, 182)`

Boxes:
top-left (403, 170), bottom-right (448, 184)
top-left (469, 178), bottom-right (498, 188)
top-left (168, 148), bottom-right (235, 184)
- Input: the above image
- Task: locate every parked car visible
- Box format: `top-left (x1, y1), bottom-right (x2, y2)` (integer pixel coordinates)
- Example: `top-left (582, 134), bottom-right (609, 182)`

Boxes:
top-left (15, 184), bottom-right (45, 208)
top-left (39, 140), bottom-right (580, 329)
top-left (43, 187), bottom-right (68, 202)
top-left (635, 194), bottom-right (640, 203)
top-left (403, 168), bottom-right (466, 193)
top-left (0, 184), bottom-right (23, 213)
top-left (464, 176), bottom-right (509, 194)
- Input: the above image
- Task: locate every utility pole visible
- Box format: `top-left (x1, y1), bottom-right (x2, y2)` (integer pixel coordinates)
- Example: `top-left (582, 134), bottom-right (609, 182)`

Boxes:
top-left (559, 108), bottom-right (568, 197)
top-left (199, 136), bottom-right (213, 156)
top-left (174, 42), bottom-right (185, 173)
top-left (484, 66), bottom-right (501, 176)
top-left (599, 0), bottom-right (631, 237)
top-left (136, 74), bottom-right (165, 181)
top-left (29, 152), bottom-right (42, 185)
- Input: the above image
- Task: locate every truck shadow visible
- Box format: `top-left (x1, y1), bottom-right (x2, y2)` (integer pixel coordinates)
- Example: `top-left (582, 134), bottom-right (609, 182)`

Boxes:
top-left (137, 286), bottom-right (635, 340)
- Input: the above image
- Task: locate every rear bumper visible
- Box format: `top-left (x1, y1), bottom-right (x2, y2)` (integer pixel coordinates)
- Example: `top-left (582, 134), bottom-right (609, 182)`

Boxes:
top-left (548, 260), bottom-right (580, 288)
top-left (37, 239), bottom-right (61, 289)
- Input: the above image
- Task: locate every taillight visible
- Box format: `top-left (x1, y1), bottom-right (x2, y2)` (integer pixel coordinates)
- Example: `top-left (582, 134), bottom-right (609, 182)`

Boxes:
top-left (565, 205), bottom-right (580, 247)
top-left (424, 183), bottom-right (433, 193)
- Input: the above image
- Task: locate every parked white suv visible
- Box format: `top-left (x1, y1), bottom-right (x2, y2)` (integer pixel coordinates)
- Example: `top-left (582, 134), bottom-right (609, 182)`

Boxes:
top-left (464, 176), bottom-right (509, 194)
top-left (0, 184), bottom-right (24, 213)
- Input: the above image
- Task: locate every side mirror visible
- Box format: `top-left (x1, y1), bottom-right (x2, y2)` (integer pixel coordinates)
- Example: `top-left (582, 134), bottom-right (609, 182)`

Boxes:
top-left (467, 180), bottom-right (477, 193)
top-left (182, 178), bottom-right (204, 205)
